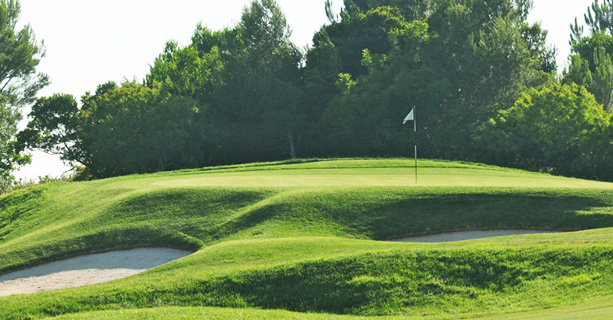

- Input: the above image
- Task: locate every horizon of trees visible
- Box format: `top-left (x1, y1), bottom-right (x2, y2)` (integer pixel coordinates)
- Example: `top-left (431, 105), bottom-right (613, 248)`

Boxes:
top-left (3, 0), bottom-right (613, 191)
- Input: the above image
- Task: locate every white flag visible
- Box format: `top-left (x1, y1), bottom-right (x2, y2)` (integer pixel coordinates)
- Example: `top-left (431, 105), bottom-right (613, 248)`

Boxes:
top-left (403, 107), bottom-right (414, 125)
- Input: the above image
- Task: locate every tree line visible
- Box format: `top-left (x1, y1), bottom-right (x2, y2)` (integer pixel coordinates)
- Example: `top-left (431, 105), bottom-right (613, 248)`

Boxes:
top-left (2, 0), bottom-right (613, 190)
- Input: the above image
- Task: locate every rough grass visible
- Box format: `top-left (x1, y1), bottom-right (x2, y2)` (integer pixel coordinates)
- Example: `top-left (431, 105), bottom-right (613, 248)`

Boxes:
top-left (1, 159), bottom-right (613, 319)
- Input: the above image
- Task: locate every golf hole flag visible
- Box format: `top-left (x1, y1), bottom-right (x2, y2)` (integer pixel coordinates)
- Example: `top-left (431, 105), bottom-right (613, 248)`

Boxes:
top-left (403, 106), bottom-right (418, 183)
top-left (403, 107), bottom-right (415, 125)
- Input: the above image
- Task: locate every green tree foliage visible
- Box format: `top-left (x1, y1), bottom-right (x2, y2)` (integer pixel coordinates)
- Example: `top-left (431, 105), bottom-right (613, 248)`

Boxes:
top-left (574, 0), bottom-right (613, 40)
top-left (310, 0), bottom-right (554, 159)
top-left (145, 0), bottom-right (305, 163)
top-left (0, 0), bottom-right (48, 190)
top-left (0, 97), bottom-right (28, 191)
top-left (0, 0), bottom-right (48, 108)
top-left (321, 21), bottom-right (430, 157)
top-left (564, 36), bottom-right (613, 110)
top-left (315, 6), bottom-right (410, 78)
top-left (213, 0), bottom-right (304, 162)
top-left (302, 6), bottom-right (415, 156)
top-left (79, 82), bottom-right (201, 177)
top-left (15, 93), bottom-right (82, 164)
top-left (20, 82), bottom-right (201, 178)
top-left (566, 1), bottom-right (613, 111)
top-left (145, 26), bottom-right (228, 168)
top-left (145, 31), bottom-right (224, 104)
top-left (478, 83), bottom-right (613, 180)
top-left (20, 0), bottom-right (611, 182)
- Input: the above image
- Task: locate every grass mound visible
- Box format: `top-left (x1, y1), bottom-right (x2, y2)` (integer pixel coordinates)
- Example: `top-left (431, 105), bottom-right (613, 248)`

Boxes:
top-left (3, 237), bottom-right (613, 319)
top-left (1, 159), bottom-right (613, 319)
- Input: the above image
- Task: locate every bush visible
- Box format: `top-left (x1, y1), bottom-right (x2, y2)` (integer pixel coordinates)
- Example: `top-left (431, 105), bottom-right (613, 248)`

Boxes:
top-left (477, 83), bottom-right (613, 181)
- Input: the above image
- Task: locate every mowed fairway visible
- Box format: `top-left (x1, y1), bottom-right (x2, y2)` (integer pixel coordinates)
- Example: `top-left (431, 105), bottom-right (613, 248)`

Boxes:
top-left (1, 159), bottom-right (613, 319)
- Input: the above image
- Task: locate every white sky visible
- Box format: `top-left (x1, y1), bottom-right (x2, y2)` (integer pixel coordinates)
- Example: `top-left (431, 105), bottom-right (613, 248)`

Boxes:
top-left (13, 0), bottom-right (594, 180)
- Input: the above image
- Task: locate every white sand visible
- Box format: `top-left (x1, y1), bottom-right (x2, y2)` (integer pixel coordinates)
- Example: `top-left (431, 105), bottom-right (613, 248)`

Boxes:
top-left (393, 230), bottom-right (559, 243)
top-left (0, 248), bottom-right (191, 297)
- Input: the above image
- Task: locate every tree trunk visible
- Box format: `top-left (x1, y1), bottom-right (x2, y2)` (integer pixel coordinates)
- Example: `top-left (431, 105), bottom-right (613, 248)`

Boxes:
top-left (287, 129), bottom-right (297, 160)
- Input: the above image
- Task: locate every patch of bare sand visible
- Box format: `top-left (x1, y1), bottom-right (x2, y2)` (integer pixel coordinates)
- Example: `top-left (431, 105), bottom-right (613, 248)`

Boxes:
top-left (393, 230), bottom-right (560, 243)
top-left (0, 248), bottom-right (191, 297)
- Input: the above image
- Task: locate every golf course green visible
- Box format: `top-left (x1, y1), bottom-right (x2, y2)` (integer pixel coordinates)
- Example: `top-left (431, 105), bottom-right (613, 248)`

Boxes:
top-left (1, 159), bottom-right (612, 319)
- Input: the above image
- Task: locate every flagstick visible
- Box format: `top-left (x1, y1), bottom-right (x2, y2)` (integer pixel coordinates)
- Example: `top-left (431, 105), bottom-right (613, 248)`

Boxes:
top-left (414, 107), bottom-right (417, 184)
top-left (402, 106), bottom-right (417, 185)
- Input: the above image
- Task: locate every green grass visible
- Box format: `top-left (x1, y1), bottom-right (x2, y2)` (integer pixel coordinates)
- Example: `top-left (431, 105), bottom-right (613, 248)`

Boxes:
top-left (46, 297), bottom-right (613, 320)
top-left (1, 158), bottom-right (613, 319)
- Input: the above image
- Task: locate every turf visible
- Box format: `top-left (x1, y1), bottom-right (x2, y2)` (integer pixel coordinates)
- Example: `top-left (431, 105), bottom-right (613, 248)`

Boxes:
top-left (1, 159), bottom-right (612, 319)
top-left (47, 297), bottom-right (613, 320)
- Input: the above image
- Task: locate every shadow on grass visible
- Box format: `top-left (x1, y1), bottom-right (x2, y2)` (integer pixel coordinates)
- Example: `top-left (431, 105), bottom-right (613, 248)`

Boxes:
top-left (203, 188), bottom-right (613, 241)
top-left (5, 188), bottom-right (609, 276)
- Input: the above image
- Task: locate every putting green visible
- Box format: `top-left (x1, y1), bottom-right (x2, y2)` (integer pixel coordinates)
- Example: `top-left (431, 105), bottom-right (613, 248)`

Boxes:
top-left (144, 167), bottom-right (613, 188)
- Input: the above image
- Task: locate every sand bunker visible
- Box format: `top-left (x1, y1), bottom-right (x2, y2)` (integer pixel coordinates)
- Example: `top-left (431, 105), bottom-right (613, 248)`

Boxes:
top-left (393, 230), bottom-right (559, 243)
top-left (0, 248), bottom-right (191, 297)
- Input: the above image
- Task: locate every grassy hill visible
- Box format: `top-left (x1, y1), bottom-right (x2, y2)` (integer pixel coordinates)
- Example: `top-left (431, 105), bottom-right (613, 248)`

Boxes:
top-left (1, 159), bottom-right (613, 319)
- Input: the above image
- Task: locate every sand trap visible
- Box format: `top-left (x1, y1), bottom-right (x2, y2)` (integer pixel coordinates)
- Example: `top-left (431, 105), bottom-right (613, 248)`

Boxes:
top-left (0, 248), bottom-right (191, 297)
top-left (393, 230), bottom-right (559, 243)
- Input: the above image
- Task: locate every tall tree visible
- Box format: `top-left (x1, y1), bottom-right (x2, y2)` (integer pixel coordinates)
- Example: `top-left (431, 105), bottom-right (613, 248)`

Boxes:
top-left (566, 0), bottom-right (613, 110)
top-left (308, 0), bottom-right (554, 160)
top-left (0, 0), bottom-right (48, 190)
top-left (303, 5), bottom-right (417, 156)
top-left (576, 0), bottom-right (613, 39)
top-left (0, 96), bottom-right (28, 191)
top-left (210, 0), bottom-right (304, 163)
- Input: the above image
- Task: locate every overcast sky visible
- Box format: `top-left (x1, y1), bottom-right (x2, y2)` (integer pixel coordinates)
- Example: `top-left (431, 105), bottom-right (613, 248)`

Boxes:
top-left (13, 0), bottom-right (594, 180)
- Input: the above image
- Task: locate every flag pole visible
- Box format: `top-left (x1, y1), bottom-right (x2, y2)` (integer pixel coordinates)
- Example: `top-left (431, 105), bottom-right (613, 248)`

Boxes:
top-left (402, 106), bottom-right (417, 184)
top-left (413, 107), bottom-right (417, 184)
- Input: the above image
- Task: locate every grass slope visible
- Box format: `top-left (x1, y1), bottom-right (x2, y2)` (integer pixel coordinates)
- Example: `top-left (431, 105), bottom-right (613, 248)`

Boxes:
top-left (0, 159), bottom-right (612, 319)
